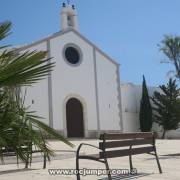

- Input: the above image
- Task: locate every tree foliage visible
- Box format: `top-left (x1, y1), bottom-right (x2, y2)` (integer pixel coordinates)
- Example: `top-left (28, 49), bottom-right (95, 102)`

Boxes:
top-left (139, 75), bottom-right (152, 132)
top-left (151, 78), bottom-right (180, 139)
top-left (159, 35), bottom-right (180, 79)
top-left (0, 21), bottom-right (73, 166)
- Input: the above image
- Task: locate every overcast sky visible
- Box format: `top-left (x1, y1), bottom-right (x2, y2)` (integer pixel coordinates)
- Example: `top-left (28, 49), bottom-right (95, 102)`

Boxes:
top-left (1, 0), bottom-right (180, 86)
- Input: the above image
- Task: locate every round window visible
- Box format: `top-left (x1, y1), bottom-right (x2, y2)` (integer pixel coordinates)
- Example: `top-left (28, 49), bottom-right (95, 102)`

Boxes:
top-left (64, 46), bottom-right (81, 65)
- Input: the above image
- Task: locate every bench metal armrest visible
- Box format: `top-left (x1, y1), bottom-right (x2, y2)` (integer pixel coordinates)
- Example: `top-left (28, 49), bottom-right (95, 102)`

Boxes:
top-left (76, 143), bottom-right (100, 157)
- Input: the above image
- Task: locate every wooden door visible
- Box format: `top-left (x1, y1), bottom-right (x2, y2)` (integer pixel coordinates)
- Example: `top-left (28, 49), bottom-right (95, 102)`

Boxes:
top-left (66, 98), bottom-right (84, 137)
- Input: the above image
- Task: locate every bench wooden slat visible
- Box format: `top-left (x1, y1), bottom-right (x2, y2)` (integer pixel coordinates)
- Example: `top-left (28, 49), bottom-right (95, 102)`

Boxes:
top-left (99, 146), bottom-right (154, 158)
top-left (100, 132), bottom-right (153, 140)
top-left (99, 138), bottom-right (153, 149)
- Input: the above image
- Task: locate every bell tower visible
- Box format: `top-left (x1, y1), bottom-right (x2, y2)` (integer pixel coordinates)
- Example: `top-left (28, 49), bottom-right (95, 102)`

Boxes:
top-left (61, 2), bottom-right (79, 31)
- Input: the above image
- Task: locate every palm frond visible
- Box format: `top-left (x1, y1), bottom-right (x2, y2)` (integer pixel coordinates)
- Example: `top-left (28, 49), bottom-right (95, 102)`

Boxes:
top-left (0, 20), bottom-right (73, 166)
top-left (0, 51), bottom-right (55, 87)
top-left (27, 115), bottom-right (74, 148)
top-left (0, 21), bottom-right (11, 41)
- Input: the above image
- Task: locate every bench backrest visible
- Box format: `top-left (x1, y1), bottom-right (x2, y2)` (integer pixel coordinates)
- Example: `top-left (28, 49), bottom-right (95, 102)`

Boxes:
top-left (99, 132), bottom-right (155, 159)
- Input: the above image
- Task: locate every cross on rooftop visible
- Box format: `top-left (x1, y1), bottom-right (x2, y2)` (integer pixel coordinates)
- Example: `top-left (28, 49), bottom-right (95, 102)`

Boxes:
top-left (62, 0), bottom-right (75, 9)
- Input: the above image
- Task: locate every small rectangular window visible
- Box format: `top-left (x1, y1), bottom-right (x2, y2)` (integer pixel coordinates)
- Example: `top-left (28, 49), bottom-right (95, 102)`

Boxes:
top-left (67, 16), bottom-right (73, 27)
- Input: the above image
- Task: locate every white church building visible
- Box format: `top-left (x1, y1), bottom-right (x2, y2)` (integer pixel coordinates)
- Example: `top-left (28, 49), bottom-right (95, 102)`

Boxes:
top-left (18, 3), bottom-right (180, 139)
top-left (19, 3), bottom-right (123, 138)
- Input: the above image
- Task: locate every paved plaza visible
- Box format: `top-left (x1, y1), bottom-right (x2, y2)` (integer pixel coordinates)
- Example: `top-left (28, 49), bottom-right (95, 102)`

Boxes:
top-left (0, 139), bottom-right (180, 180)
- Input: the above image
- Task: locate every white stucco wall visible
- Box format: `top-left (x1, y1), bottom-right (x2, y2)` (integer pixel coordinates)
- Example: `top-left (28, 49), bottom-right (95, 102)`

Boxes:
top-left (121, 83), bottom-right (161, 132)
top-left (21, 42), bottom-right (49, 125)
top-left (96, 51), bottom-right (121, 131)
top-left (121, 83), bottom-right (140, 132)
top-left (50, 31), bottom-right (98, 135)
top-left (121, 82), bottom-right (180, 138)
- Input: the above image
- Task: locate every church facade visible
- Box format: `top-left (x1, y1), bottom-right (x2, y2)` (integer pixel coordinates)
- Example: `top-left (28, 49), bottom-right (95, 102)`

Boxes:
top-left (19, 3), bottom-right (123, 138)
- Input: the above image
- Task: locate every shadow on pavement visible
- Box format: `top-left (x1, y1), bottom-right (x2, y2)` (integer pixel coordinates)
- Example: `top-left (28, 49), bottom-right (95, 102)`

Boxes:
top-left (98, 173), bottom-right (151, 179)
top-left (0, 168), bottom-right (38, 175)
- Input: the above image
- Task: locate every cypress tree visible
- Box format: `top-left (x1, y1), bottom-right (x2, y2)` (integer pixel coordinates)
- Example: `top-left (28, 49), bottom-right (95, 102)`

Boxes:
top-left (139, 75), bottom-right (152, 132)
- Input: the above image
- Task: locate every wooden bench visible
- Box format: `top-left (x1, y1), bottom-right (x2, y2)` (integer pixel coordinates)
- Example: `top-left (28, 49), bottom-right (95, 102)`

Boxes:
top-left (76, 132), bottom-right (162, 180)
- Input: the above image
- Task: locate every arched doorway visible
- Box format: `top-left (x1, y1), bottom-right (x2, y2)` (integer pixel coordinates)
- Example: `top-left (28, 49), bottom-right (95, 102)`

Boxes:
top-left (66, 98), bottom-right (84, 137)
